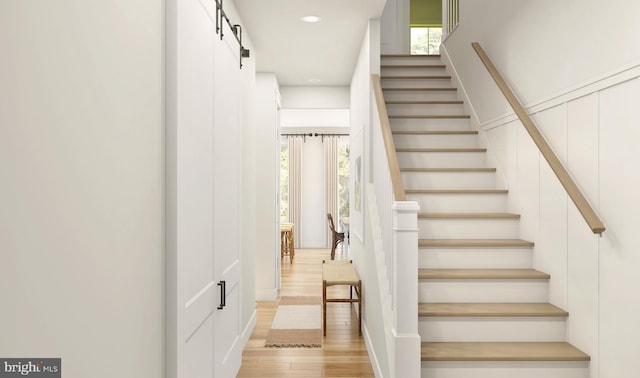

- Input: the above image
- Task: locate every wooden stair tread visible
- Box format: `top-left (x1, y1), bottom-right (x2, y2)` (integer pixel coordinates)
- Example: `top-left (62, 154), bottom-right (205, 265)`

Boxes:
top-left (381, 75), bottom-right (451, 79)
top-left (419, 303), bottom-right (568, 317)
top-left (419, 269), bottom-right (550, 280)
top-left (386, 101), bottom-right (463, 105)
top-left (381, 64), bottom-right (446, 69)
top-left (382, 87), bottom-right (457, 91)
top-left (389, 115), bottom-right (470, 119)
top-left (407, 189), bottom-right (508, 194)
top-left (397, 148), bottom-right (486, 152)
top-left (382, 54), bottom-right (441, 57)
top-left (418, 212), bottom-right (520, 219)
top-left (420, 239), bottom-right (534, 247)
top-left (421, 342), bottom-right (590, 361)
top-left (401, 167), bottom-right (496, 172)
top-left (393, 130), bottom-right (475, 135)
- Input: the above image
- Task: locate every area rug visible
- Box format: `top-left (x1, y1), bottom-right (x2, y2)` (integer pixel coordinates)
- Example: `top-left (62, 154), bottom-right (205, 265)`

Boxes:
top-left (264, 296), bottom-right (322, 348)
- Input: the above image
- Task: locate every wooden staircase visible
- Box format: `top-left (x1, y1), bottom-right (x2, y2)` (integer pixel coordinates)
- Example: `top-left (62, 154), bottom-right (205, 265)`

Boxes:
top-left (381, 54), bottom-right (590, 377)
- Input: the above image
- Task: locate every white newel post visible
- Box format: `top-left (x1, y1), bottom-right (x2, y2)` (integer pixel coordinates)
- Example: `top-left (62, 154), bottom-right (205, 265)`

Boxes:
top-left (392, 201), bottom-right (421, 378)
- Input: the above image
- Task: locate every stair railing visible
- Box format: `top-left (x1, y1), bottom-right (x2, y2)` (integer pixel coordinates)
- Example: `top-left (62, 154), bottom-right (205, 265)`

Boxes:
top-left (370, 73), bottom-right (421, 377)
top-left (472, 42), bottom-right (605, 235)
top-left (443, 0), bottom-right (460, 39)
top-left (371, 74), bottom-right (406, 201)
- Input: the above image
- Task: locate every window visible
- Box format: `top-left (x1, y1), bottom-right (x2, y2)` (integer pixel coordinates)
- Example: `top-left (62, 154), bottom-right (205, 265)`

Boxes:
top-left (280, 137), bottom-right (348, 229)
top-left (338, 140), bottom-right (349, 222)
top-left (280, 142), bottom-right (289, 222)
top-left (410, 27), bottom-right (442, 55)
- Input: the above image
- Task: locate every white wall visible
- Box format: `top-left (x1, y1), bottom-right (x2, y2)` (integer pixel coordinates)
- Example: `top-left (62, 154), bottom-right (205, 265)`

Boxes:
top-left (444, 0), bottom-right (640, 124)
top-left (0, 2), bottom-right (164, 377)
top-left (254, 73), bottom-right (280, 300)
top-left (280, 86), bottom-right (350, 108)
top-left (380, 0), bottom-right (410, 54)
top-left (442, 1), bottom-right (640, 377)
top-left (279, 86), bottom-right (350, 133)
top-left (280, 109), bottom-right (350, 130)
top-left (349, 19), bottom-right (393, 378)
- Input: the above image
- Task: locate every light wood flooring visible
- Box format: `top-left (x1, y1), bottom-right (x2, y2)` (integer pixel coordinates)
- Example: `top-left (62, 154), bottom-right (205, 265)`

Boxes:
top-left (237, 248), bottom-right (375, 377)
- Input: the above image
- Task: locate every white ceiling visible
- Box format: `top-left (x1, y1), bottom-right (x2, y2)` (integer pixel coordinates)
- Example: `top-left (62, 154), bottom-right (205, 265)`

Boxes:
top-left (234, 0), bottom-right (387, 86)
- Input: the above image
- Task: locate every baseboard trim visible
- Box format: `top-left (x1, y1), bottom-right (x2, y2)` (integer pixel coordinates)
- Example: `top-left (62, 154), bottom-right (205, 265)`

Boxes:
top-left (362, 320), bottom-right (385, 378)
top-left (240, 309), bottom-right (257, 348)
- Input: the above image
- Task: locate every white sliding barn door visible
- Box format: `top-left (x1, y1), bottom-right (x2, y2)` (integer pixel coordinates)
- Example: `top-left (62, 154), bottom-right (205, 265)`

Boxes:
top-left (166, 1), bottom-right (216, 377)
top-left (212, 23), bottom-right (243, 377)
top-left (166, 1), bottom-right (243, 377)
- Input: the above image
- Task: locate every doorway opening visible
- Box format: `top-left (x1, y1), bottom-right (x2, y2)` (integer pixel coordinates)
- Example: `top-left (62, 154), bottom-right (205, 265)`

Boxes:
top-left (279, 135), bottom-right (349, 253)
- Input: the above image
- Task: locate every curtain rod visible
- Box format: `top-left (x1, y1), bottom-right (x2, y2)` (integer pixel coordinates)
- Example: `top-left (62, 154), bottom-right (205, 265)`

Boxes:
top-left (281, 132), bottom-right (349, 142)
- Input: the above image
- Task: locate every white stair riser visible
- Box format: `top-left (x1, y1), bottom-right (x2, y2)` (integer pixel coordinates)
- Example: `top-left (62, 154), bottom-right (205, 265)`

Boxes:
top-left (393, 133), bottom-right (477, 148)
top-left (419, 280), bottom-right (549, 303)
top-left (381, 67), bottom-right (447, 76)
top-left (419, 248), bottom-right (533, 269)
top-left (382, 78), bottom-right (453, 89)
top-left (418, 218), bottom-right (520, 239)
top-left (403, 171), bottom-right (497, 190)
top-left (398, 151), bottom-right (486, 168)
top-left (384, 91), bottom-right (460, 102)
top-left (420, 317), bottom-right (567, 342)
top-left (408, 193), bottom-right (507, 212)
top-left (381, 56), bottom-right (442, 65)
top-left (387, 103), bottom-right (466, 116)
top-left (422, 361), bottom-right (589, 378)
top-left (391, 118), bottom-right (472, 132)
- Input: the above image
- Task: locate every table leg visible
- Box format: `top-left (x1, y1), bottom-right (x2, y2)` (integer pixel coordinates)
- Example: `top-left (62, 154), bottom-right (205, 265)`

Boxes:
top-left (322, 280), bottom-right (327, 336)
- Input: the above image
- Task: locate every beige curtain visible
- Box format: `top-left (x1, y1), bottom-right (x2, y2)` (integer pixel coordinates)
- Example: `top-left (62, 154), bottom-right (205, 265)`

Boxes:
top-left (288, 137), bottom-right (302, 248)
top-left (324, 136), bottom-right (340, 247)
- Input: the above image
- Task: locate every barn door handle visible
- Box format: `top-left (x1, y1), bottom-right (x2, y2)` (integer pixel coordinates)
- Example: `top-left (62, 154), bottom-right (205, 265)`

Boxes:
top-left (217, 280), bottom-right (226, 310)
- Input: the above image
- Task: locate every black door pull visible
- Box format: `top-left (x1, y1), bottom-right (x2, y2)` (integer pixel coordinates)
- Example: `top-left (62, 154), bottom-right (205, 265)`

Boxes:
top-left (217, 280), bottom-right (226, 310)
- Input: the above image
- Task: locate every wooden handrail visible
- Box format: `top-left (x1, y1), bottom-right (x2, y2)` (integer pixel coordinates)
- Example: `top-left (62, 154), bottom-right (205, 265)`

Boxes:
top-left (371, 74), bottom-right (406, 201)
top-left (472, 42), bottom-right (605, 234)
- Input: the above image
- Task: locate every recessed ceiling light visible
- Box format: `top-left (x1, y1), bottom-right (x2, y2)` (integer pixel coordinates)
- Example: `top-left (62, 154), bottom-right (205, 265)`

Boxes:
top-left (301, 15), bottom-right (321, 23)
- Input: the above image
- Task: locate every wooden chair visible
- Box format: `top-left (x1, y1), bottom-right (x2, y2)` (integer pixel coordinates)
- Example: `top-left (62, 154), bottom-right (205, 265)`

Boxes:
top-left (327, 213), bottom-right (345, 260)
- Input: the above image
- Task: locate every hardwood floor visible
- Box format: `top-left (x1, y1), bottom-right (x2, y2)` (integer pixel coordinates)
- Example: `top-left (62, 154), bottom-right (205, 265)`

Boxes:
top-left (237, 248), bottom-right (375, 377)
